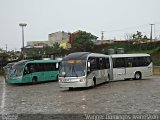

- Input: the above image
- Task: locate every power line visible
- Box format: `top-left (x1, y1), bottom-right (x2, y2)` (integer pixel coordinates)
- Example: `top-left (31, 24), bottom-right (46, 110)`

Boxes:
top-left (105, 24), bottom-right (149, 33)
top-left (99, 23), bottom-right (160, 40)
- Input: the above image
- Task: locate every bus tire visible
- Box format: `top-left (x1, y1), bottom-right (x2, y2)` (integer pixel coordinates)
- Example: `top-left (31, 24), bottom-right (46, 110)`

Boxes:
top-left (32, 77), bottom-right (37, 84)
top-left (106, 74), bottom-right (110, 83)
top-left (134, 72), bottom-right (142, 80)
top-left (92, 77), bottom-right (96, 88)
top-left (69, 87), bottom-right (73, 91)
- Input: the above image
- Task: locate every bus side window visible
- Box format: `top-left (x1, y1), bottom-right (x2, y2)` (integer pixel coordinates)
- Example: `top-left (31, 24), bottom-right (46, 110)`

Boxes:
top-left (145, 56), bottom-right (152, 65)
top-left (28, 63), bottom-right (37, 73)
top-left (127, 58), bottom-right (133, 67)
top-left (23, 66), bottom-right (29, 75)
top-left (44, 63), bottom-right (55, 71)
top-left (99, 58), bottom-right (103, 69)
top-left (96, 58), bottom-right (100, 69)
top-left (99, 57), bottom-right (106, 69)
top-left (106, 58), bottom-right (110, 69)
top-left (102, 58), bottom-right (107, 69)
top-left (88, 57), bottom-right (97, 71)
top-left (113, 58), bottom-right (125, 68)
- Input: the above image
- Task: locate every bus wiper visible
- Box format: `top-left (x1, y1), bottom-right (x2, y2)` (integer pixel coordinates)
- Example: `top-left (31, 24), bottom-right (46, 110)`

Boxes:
top-left (64, 66), bottom-right (71, 78)
top-left (72, 66), bottom-right (78, 77)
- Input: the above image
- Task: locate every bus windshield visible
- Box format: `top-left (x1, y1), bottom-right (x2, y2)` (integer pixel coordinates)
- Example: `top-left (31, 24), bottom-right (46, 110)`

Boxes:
top-left (10, 61), bottom-right (28, 77)
top-left (59, 60), bottom-right (86, 77)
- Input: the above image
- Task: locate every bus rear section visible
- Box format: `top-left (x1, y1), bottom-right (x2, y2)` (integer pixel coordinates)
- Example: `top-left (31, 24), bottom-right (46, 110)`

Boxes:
top-left (109, 54), bottom-right (153, 81)
top-left (58, 52), bottom-right (110, 89)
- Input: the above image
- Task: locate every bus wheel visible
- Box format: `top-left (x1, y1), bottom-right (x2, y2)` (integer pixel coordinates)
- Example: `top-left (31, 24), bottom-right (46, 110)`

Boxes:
top-left (134, 72), bottom-right (142, 80)
top-left (92, 78), bottom-right (96, 88)
top-left (106, 74), bottom-right (110, 83)
top-left (32, 77), bottom-right (37, 84)
top-left (69, 87), bottom-right (73, 91)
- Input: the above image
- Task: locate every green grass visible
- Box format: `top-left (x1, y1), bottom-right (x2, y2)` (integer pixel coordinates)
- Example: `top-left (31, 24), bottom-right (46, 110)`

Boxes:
top-left (127, 49), bottom-right (157, 54)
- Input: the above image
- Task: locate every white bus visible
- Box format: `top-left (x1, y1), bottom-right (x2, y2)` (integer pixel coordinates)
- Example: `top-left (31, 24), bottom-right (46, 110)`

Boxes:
top-left (109, 54), bottom-right (153, 81)
top-left (58, 52), bottom-right (110, 90)
top-left (59, 53), bottom-right (153, 90)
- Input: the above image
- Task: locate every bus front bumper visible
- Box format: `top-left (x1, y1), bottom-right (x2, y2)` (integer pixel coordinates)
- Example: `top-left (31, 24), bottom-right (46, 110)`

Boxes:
top-left (6, 76), bottom-right (23, 84)
top-left (58, 77), bottom-right (87, 88)
top-left (59, 82), bottom-right (87, 88)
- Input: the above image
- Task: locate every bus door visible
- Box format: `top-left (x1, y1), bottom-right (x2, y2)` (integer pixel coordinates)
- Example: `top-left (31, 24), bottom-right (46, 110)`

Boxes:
top-left (100, 58), bottom-right (109, 82)
top-left (125, 57), bottom-right (137, 78)
top-left (95, 58), bottom-right (106, 84)
top-left (29, 63), bottom-right (44, 81)
top-left (23, 65), bottom-right (32, 82)
top-left (112, 58), bottom-right (126, 80)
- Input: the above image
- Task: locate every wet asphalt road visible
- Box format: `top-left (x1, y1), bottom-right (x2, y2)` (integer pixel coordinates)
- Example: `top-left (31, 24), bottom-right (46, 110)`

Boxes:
top-left (0, 76), bottom-right (160, 115)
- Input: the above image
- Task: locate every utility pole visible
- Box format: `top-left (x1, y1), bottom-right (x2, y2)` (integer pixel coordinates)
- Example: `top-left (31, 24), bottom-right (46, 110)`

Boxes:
top-left (5, 44), bottom-right (7, 52)
top-left (101, 31), bottom-right (105, 40)
top-left (150, 24), bottom-right (155, 42)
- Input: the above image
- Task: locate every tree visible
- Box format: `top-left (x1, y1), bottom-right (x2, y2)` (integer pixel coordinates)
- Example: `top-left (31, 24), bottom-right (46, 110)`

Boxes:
top-left (43, 42), bottom-right (68, 58)
top-left (0, 52), bottom-right (9, 68)
top-left (132, 31), bottom-right (142, 39)
top-left (132, 31), bottom-right (149, 44)
top-left (52, 42), bottom-right (61, 54)
top-left (72, 31), bottom-right (95, 52)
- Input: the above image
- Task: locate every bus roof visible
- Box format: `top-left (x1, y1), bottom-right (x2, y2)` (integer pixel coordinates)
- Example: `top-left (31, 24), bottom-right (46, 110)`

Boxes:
top-left (63, 52), bottom-right (110, 60)
top-left (110, 53), bottom-right (150, 58)
top-left (27, 60), bottom-right (61, 64)
top-left (88, 53), bottom-right (109, 58)
top-left (13, 60), bottom-right (61, 66)
top-left (63, 52), bottom-right (91, 60)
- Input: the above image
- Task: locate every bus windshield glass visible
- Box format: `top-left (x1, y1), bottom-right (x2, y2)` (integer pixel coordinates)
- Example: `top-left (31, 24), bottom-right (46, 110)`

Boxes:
top-left (59, 60), bottom-right (86, 77)
top-left (10, 61), bottom-right (28, 77)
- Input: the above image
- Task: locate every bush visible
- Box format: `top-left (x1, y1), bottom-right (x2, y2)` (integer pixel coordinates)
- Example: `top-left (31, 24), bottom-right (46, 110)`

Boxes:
top-left (0, 68), bottom-right (4, 76)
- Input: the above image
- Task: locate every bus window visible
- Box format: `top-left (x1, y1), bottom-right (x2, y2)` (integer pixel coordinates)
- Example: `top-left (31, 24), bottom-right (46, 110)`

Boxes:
top-left (113, 58), bottom-right (125, 68)
top-left (27, 63), bottom-right (39, 73)
top-left (145, 56), bottom-right (152, 65)
top-left (44, 63), bottom-right (56, 71)
top-left (99, 58), bottom-right (103, 69)
top-left (89, 57), bottom-right (97, 71)
top-left (28, 64), bottom-right (36, 73)
top-left (105, 58), bottom-right (110, 69)
top-left (100, 58), bottom-right (107, 69)
top-left (23, 66), bottom-right (30, 75)
top-left (127, 57), bottom-right (137, 67)
top-left (136, 57), bottom-right (151, 67)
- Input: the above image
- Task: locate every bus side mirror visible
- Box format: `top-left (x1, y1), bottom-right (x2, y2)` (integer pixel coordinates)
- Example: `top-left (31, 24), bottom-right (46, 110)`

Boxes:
top-left (87, 61), bottom-right (90, 68)
top-left (56, 63), bottom-right (59, 69)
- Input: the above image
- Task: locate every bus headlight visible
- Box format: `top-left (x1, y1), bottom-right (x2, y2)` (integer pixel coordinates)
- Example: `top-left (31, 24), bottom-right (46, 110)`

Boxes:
top-left (58, 78), bottom-right (63, 82)
top-left (16, 76), bottom-right (22, 79)
top-left (80, 78), bottom-right (85, 82)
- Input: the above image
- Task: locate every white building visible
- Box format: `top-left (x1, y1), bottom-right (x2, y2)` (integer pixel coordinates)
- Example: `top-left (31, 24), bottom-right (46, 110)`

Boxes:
top-left (27, 31), bottom-right (70, 48)
top-left (48, 31), bottom-right (70, 44)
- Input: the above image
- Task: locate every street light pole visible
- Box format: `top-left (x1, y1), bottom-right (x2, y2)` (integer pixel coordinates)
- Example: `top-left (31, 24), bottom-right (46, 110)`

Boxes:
top-left (150, 24), bottom-right (155, 42)
top-left (19, 23), bottom-right (27, 52)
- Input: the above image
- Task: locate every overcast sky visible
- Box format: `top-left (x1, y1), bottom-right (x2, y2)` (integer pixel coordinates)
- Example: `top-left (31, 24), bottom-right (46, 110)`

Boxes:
top-left (0, 0), bottom-right (160, 51)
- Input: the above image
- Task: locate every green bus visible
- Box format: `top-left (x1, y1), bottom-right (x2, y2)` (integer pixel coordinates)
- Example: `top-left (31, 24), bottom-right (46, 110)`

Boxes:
top-left (5, 60), bottom-right (61, 84)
